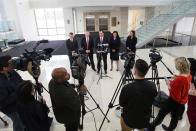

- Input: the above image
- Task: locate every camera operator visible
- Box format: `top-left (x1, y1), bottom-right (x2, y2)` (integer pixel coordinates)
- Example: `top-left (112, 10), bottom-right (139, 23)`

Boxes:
top-left (95, 30), bottom-right (108, 74)
top-left (66, 32), bottom-right (78, 66)
top-left (119, 59), bottom-right (157, 131)
top-left (16, 80), bottom-right (53, 131)
top-left (48, 67), bottom-right (87, 131)
top-left (149, 57), bottom-right (192, 131)
top-left (0, 55), bottom-right (25, 131)
top-left (81, 30), bottom-right (96, 71)
top-left (187, 58), bottom-right (196, 131)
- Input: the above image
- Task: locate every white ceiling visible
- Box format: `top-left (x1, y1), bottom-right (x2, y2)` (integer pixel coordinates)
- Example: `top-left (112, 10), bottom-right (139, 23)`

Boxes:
top-left (29, 0), bottom-right (180, 8)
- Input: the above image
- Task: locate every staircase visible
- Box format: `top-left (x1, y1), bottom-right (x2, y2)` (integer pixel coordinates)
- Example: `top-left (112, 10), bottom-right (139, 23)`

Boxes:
top-left (136, 0), bottom-right (196, 48)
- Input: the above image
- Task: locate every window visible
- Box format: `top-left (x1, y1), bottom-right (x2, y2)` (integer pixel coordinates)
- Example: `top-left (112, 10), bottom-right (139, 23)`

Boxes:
top-left (35, 8), bottom-right (65, 40)
top-left (99, 15), bottom-right (108, 31)
top-left (86, 15), bottom-right (95, 31)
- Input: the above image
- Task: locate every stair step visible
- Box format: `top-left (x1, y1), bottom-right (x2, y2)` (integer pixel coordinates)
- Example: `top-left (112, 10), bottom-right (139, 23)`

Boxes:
top-left (135, 0), bottom-right (195, 48)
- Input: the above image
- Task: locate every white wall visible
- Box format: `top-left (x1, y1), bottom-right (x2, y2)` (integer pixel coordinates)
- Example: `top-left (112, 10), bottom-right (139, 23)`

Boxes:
top-left (29, 0), bottom-right (178, 8)
top-left (145, 7), bottom-right (155, 21)
top-left (128, 8), bottom-right (146, 31)
top-left (110, 9), bottom-right (121, 33)
top-left (154, 5), bottom-right (172, 16)
top-left (64, 8), bottom-right (74, 36)
top-left (2, 0), bottom-right (23, 38)
top-left (191, 17), bottom-right (196, 45)
top-left (0, 0), bottom-right (6, 20)
top-left (120, 7), bottom-right (128, 37)
top-left (75, 7), bottom-right (121, 34)
top-left (74, 7), bottom-right (126, 36)
top-left (75, 8), bottom-right (84, 34)
top-left (135, 9), bottom-right (145, 29)
top-left (0, 0), bottom-right (39, 40)
top-left (16, 0), bottom-right (39, 41)
top-left (176, 17), bottom-right (195, 35)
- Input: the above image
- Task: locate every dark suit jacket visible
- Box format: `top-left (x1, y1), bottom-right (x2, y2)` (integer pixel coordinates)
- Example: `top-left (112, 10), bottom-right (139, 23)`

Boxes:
top-left (66, 39), bottom-right (78, 55)
top-left (17, 96), bottom-right (51, 131)
top-left (48, 79), bottom-right (80, 124)
top-left (95, 37), bottom-right (108, 53)
top-left (81, 36), bottom-right (94, 54)
top-left (0, 71), bottom-right (23, 114)
top-left (126, 36), bottom-right (137, 53)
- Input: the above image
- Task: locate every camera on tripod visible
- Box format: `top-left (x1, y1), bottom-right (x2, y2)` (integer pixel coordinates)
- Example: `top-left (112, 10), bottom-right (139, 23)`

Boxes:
top-left (71, 48), bottom-right (90, 85)
top-left (149, 48), bottom-right (162, 64)
top-left (12, 40), bottom-right (53, 71)
top-left (121, 52), bottom-right (135, 72)
top-left (12, 40), bottom-right (53, 95)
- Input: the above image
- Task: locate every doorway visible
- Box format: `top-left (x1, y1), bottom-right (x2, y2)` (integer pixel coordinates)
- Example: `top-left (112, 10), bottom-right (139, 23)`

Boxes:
top-left (84, 12), bottom-right (110, 32)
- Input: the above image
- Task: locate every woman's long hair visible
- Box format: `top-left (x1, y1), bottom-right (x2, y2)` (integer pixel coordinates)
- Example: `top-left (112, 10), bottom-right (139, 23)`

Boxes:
top-left (16, 80), bottom-right (34, 105)
top-left (111, 31), bottom-right (120, 40)
top-left (130, 30), bottom-right (136, 38)
top-left (175, 57), bottom-right (190, 74)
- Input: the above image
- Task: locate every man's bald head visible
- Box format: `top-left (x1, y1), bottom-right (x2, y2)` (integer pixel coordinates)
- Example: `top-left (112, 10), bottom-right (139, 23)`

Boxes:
top-left (52, 68), bottom-right (70, 83)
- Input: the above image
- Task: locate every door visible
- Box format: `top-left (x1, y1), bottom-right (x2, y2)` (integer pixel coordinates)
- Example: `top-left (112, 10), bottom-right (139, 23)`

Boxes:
top-left (85, 12), bottom-right (110, 32)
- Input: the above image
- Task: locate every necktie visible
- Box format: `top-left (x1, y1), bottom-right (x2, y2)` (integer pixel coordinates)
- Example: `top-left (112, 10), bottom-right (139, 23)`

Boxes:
top-left (101, 37), bottom-right (103, 43)
top-left (87, 37), bottom-right (89, 50)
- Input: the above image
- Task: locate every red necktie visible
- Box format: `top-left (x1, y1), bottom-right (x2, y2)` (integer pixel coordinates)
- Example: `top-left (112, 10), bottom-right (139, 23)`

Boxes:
top-left (87, 37), bottom-right (89, 50)
top-left (101, 37), bottom-right (103, 43)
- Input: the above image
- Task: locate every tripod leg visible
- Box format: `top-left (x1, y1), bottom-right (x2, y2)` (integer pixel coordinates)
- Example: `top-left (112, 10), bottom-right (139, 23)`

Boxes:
top-left (151, 65), bottom-right (160, 122)
top-left (97, 53), bottom-right (103, 84)
top-left (0, 116), bottom-right (8, 126)
top-left (155, 67), bottom-right (160, 92)
top-left (152, 67), bottom-right (155, 83)
top-left (99, 72), bottom-right (126, 131)
top-left (79, 94), bottom-right (86, 130)
top-left (99, 107), bottom-right (110, 131)
top-left (86, 90), bottom-right (110, 122)
top-left (160, 60), bottom-right (173, 75)
top-left (129, 72), bottom-right (134, 82)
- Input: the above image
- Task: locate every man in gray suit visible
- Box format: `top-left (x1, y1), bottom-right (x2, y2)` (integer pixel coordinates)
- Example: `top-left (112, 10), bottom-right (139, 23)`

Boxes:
top-left (48, 67), bottom-right (86, 131)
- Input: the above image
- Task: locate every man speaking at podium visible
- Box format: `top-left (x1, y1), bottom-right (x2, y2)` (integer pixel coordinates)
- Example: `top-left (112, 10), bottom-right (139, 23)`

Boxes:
top-left (95, 30), bottom-right (108, 74)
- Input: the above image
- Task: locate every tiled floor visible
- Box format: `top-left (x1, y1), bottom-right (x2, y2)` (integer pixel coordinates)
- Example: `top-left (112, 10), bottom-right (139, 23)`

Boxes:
top-left (1, 46), bottom-right (195, 131)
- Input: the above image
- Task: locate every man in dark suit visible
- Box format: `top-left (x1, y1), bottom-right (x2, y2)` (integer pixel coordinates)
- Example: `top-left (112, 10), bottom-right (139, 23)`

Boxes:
top-left (95, 30), bottom-right (108, 74)
top-left (81, 31), bottom-right (96, 71)
top-left (66, 32), bottom-right (78, 66)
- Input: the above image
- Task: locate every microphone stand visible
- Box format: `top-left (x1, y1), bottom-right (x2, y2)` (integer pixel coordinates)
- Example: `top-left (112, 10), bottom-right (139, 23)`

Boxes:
top-left (97, 50), bottom-right (112, 84)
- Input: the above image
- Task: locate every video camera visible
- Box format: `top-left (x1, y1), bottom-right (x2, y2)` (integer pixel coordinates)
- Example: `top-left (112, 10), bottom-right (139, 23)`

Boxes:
top-left (149, 48), bottom-right (162, 64)
top-left (12, 40), bottom-right (53, 96)
top-left (121, 51), bottom-right (135, 72)
top-left (12, 40), bottom-right (53, 72)
top-left (71, 48), bottom-right (90, 85)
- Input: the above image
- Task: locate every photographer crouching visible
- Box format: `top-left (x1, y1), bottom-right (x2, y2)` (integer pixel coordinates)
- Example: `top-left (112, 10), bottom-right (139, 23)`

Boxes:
top-left (119, 59), bottom-right (157, 131)
top-left (49, 67), bottom-right (87, 131)
top-left (16, 80), bottom-right (53, 131)
top-left (0, 55), bottom-right (25, 131)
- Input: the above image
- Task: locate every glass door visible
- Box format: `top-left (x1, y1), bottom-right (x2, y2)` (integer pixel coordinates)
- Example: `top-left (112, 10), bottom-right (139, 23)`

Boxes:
top-left (99, 15), bottom-right (108, 31)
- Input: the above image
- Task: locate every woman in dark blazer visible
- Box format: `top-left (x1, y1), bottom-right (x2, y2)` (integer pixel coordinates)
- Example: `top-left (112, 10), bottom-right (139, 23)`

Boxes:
top-left (126, 30), bottom-right (137, 53)
top-left (109, 31), bottom-right (121, 71)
